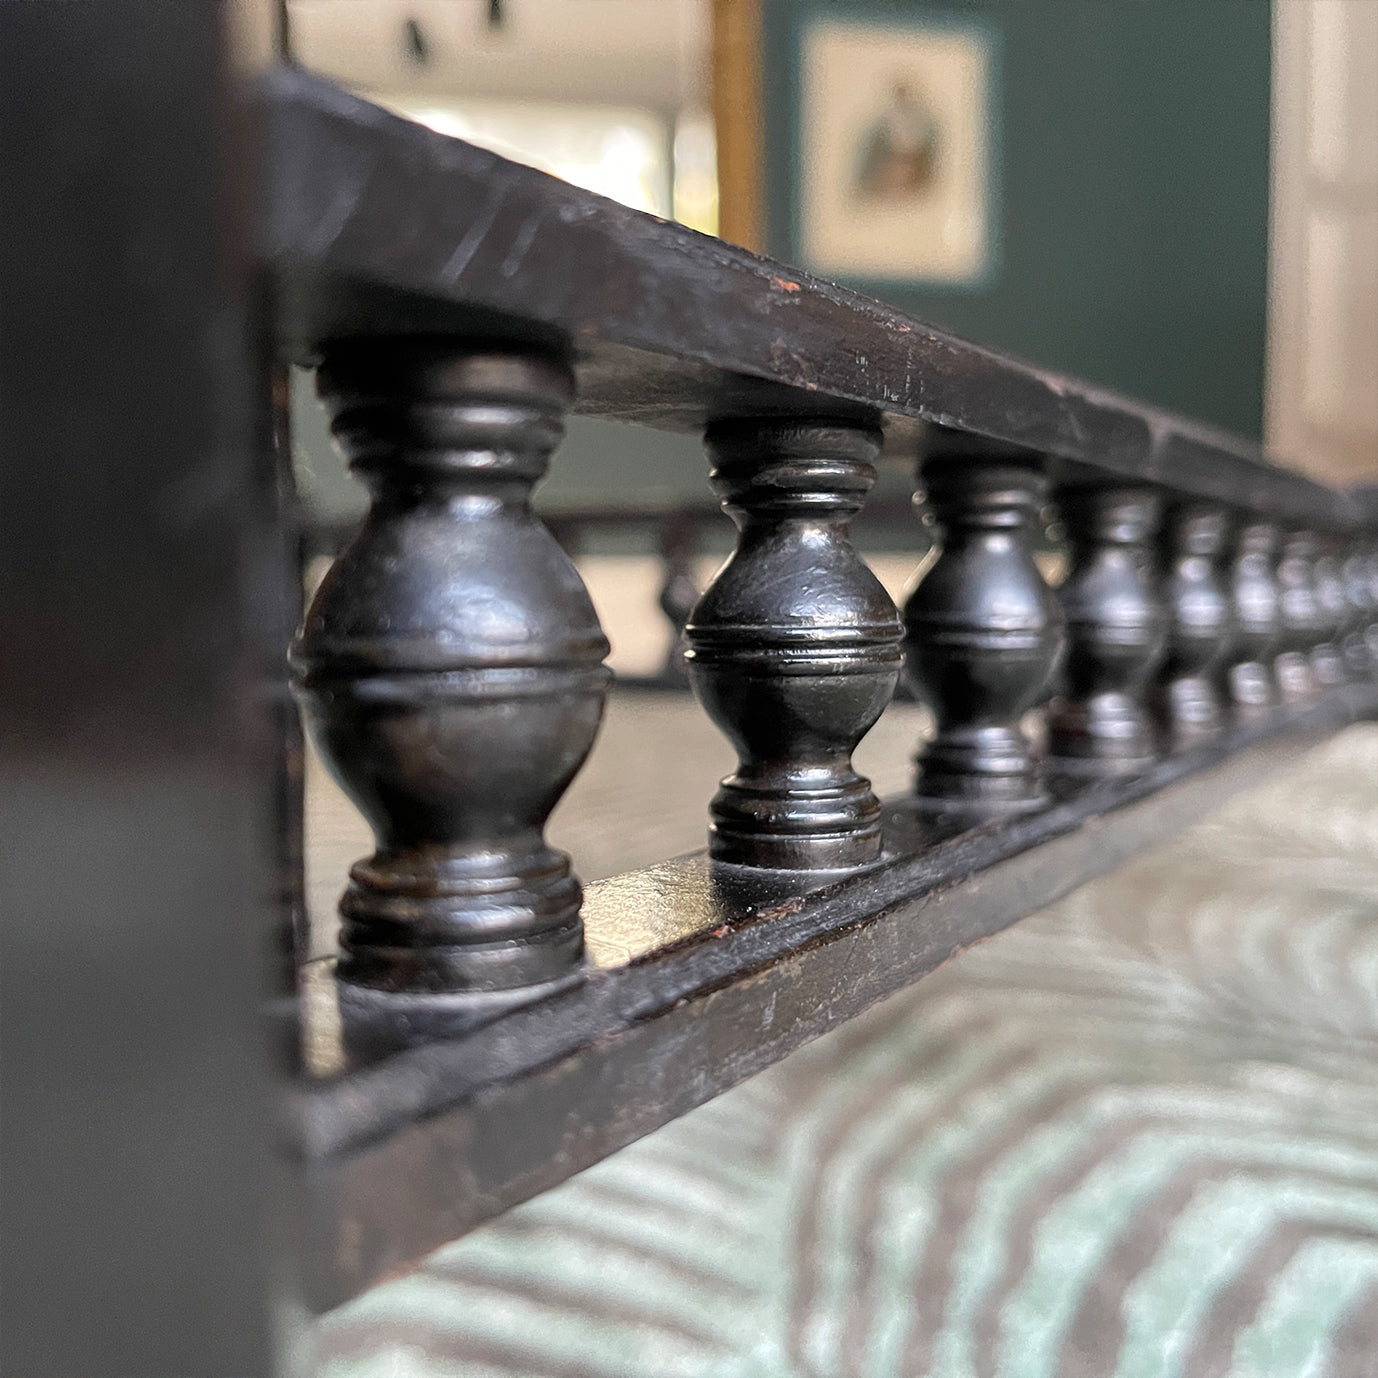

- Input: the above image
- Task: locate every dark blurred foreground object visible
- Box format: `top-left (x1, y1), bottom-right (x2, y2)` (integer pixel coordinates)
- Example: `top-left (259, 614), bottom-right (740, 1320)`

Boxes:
top-left (2, 8), bottom-right (1377, 1375)
top-left (0, 4), bottom-right (285, 1377)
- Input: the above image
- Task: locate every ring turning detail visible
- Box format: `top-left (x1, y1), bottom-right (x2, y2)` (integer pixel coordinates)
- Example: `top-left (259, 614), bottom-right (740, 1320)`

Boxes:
top-left (685, 419), bottom-right (903, 869)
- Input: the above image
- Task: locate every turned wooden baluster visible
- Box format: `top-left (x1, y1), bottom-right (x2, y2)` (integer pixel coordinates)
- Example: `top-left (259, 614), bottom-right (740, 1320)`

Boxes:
top-left (903, 434), bottom-right (1064, 811)
top-left (1226, 519), bottom-right (1282, 712)
top-left (1275, 528), bottom-right (1325, 702)
top-left (292, 342), bottom-right (611, 993)
top-left (1156, 502), bottom-right (1233, 745)
top-left (1048, 484), bottom-right (1167, 773)
top-left (1311, 536), bottom-right (1350, 688)
top-left (685, 418), bottom-right (902, 868)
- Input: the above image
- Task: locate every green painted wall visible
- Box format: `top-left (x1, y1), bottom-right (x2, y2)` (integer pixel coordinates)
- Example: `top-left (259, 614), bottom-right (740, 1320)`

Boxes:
top-left (763, 0), bottom-right (1272, 439)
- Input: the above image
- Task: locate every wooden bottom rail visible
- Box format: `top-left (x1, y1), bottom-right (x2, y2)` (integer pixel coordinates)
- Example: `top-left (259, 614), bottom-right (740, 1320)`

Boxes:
top-left (289, 680), bottom-right (1378, 1311)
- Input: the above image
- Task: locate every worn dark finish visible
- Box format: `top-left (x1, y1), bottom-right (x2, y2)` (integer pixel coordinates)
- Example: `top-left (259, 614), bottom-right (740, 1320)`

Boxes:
top-left (1049, 485), bottom-right (1167, 773)
top-left (685, 420), bottom-right (902, 867)
top-left (293, 342), bottom-right (611, 992)
top-left (290, 680), bottom-right (1378, 1310)
top-left (1156, 503), bottom-right (1233, 745)
top-left (259, 67), bottom-right (1378, 532)
top-left (258, 69), bottom-right (1378, 1323)
top-left (1276, 528), bottom-right (1325, 702)
top-left (1226, 519), bottom-right (1283, 711)
top-left (0, 6), bottom-right (280, 1375)
top-left (354, 490), bottom-right (926, 695)
top-left (904, 432), bottom-right (1064, 810)
top-left (257, 69), bottom-right (1378, 1334)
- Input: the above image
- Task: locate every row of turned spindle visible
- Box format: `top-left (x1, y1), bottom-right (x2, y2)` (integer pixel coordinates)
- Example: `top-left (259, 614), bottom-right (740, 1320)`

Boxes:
top-left (291, 342), bottom-right (1378, 996)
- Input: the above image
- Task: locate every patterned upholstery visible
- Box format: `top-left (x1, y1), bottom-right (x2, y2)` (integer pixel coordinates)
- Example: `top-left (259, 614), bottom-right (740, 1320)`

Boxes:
top-left (310, 700), bottom-right (1378, 1378)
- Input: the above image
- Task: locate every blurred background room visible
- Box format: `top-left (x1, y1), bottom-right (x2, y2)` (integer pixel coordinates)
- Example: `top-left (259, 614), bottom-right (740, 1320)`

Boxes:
top-left (284, 0), bottom-right (1376, 684)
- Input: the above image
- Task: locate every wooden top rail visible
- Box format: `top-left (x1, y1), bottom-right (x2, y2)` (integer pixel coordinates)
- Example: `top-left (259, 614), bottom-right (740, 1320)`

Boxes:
top-left (262, 66), bottom-right (1375, 531)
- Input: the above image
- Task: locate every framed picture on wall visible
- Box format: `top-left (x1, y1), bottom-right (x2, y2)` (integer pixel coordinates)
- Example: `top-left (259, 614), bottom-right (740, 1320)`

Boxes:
top-left (796, 12), bottom-right (998, 287)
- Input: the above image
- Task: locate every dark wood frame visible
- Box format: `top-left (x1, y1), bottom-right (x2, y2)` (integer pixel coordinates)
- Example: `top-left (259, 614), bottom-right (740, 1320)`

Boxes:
top-left (265, 69), bottom-right (1378, 1310)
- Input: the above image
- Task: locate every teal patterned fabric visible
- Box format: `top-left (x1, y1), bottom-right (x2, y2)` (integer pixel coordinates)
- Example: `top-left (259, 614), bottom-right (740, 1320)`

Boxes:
top-left (312, 715), bottom-right (1378, 1378)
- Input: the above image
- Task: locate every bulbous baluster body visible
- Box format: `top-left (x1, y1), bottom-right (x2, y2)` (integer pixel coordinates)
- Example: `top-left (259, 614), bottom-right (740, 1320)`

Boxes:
top-left (1226, 520), bottom-right (1282, 711)
top-left (1275, 529), bottom-right (1325, 701)
top-left (1156, 503), bottom-right (1233, 745)
top-left (292, 343), bottom-right (610, 993)
top-left (1048, 485), bottom-right (1167, 773)
top-left (685, 419), bottom-right (902, 869)
top-left (903, 439), bottom-right (1064, 810)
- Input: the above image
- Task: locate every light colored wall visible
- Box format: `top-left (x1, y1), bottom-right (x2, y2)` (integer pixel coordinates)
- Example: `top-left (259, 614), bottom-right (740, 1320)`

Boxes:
top-left (1267, 0), bottom-right (1378, 481)
top-left (286, 0), bottom-right (707, 109)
